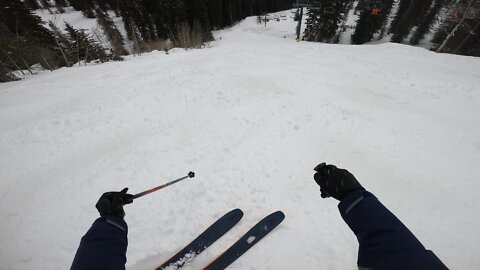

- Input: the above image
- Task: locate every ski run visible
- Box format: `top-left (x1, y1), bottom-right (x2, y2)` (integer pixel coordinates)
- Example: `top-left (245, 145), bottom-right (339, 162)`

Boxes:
top-left (1, 11), bottom-right (480, 270)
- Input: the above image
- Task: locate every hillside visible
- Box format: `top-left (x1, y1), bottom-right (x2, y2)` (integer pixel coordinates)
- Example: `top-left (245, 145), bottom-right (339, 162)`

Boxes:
top-left (1, 13), bottom-right (480, 270)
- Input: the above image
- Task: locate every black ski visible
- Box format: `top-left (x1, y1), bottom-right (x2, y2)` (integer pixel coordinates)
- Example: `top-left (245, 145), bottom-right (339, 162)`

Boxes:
top-left (203, 211), bottom-right (285, 270)
top-left (156, 209), bottom-right (244, 270)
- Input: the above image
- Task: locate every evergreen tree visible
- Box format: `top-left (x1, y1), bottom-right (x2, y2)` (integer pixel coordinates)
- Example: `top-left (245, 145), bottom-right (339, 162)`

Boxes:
top-left (56, 0), bottom-right (69, 7)
top-left (96, 9), bottom-right (127, 58)
top-left (147, 0), bottom-right (188, 39)
top-left (351, 9), bottom-right (380, 44)
top-left (303, 0), bottom-right (353, 43)
top-left (389, 0), bottom-right (412, 34)
top-left (39, 0), bottom-right (51, 8)
top-left (321, 0), bottom-right (352, 42)
top-left (303, 8), bottom-right (320, 41)
top-left (64, 22), bottom-right (108, 63)
top-left (207, 0), bottom-right (224, 29)
top-left (377, 0), bottom-right (395, 40)
top-left (0, 0), bottom-right (61, 72)
top-left (351, 0), bottom-right (394, 44)
top-left (221, 0), bottom-right (234, 26)
top-left (185, 0), bottom-right (210, 31)
top-left (431, 18), bottom-right (454, 46)
top-left (48, 21), bottom-right (74, 66)
top-left (0, 20), bottom-right (18, 81)
top-left (410, 0), bottom-right (445, 45)
top-left (99, 0), bottom-right (122, 13)
top-left (23, 0), bottom-right (40, 9)
top-left (253, 0), bottom-right (268, 15)
top-left (118, 0), bottom-right (157, 41)
top-left (390, 0), bottom-right (434, 43)
top-left (70, 0), bottom-right (96, 18)
top-left (0, 0), bottom-right (54, 44)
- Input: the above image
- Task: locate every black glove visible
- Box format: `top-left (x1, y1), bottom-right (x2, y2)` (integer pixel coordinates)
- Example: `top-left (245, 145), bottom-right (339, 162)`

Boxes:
top-left (95, 188), bottom-right (134, 218)
top-left (313, 163), bottom-right (363, 200)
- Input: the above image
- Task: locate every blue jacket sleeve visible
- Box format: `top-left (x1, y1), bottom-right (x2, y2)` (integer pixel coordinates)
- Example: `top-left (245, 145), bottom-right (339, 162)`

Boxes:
top-left (71, 215), bottom-right (128, 270)
top-left (338, 190), bottom-right (448, 270)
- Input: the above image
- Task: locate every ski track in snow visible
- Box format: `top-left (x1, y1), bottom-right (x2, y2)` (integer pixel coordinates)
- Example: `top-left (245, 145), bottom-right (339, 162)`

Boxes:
top-left (1, 13), bottom-right (480, 270)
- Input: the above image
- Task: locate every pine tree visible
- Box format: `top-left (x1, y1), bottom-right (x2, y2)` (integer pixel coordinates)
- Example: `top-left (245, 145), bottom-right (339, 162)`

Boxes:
top-left (118, 0), bottom-right (157, 41)
top-left (0, 0), bottom-right (55, 44)
top-left (303, 8), bottom-right (320, 41)
top-left (303, 0), bottom-right (353, 43)
top-left (410, 0), bottom-right (445, 45)
top-left (207, 0), bottom-right (224, 29)
top-left (38, 0), bottom-right (51, 8)
top-left (64, 22), bottom-right (108, 64)
top-left (148, 0), bottom-right (188, 39)
top-left (389, 0), bottom-right (412, 34)
top-left (56, 0), bottom-right (69, 7)
top-left (23, 0), bottom-right (40, 9)
top-left (431, 18), bottom-right (454, 46)
top-left (253, 0), bottom-right (268, 15)
top-left (377, 0), bottom-right (395, 40)
top-left (96, 9), bottom-right (127, 58)
top-left (351, 0), bottom-right (394, 44)
top-left (0, 20), bottom-right (18, 81)
top-left (0, 0), bottom-right (60, 72)
top-left (390, 0), bottom-right (435, 43)
top-left (185, 0), bottom-right (210, 31)
top-left (321, 0), bottom-right (352, 42)
top-left (351, 10), bottom-right (378, 44)
top-left (48, 21), bottom-right (74, 66)
top-left (70, 0), bottom-right (95, 18)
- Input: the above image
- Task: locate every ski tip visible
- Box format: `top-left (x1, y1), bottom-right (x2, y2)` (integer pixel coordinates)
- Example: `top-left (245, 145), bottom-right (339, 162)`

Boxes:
top-left (229, 208), bottom-right (244, 218)
top-left (272, 211), bottom-right (285, 220)
top-left (264, 211), bottom-right (285, 224)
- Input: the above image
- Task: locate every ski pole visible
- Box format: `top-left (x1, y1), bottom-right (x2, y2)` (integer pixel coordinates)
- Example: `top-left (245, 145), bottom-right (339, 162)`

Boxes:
top-left (133, 171), bottom-right (195, 199)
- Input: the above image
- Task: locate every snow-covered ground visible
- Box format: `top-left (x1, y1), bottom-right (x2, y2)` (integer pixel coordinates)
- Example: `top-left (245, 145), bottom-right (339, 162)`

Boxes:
top-left (1, 13), bottom-right (480, 270)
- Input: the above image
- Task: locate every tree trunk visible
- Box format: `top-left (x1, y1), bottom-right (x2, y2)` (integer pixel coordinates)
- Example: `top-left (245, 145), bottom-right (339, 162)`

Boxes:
top-left (437, 0), bottom-right (475, 53)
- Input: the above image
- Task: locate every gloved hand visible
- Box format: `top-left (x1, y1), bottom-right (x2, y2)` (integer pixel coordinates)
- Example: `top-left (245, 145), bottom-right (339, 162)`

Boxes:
top-left (95, 188), bottom-right (134, 218)
top-left (313, 163), bottom-right (363, 200)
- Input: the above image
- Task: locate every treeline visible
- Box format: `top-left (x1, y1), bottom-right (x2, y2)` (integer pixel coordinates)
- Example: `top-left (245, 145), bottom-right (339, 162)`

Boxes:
top-left (303, 0), bottom-right (480, 57)
top-left (1, 0), bottom-right (293, 82)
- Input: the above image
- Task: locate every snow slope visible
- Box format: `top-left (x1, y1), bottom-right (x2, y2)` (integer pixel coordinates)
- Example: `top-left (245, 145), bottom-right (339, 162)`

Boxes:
top-left (1, 14), bottom-right (480, 270)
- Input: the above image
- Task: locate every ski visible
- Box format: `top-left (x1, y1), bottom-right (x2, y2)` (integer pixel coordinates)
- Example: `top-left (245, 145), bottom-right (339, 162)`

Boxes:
top-left (156, 209), bottom-right (244, 270)
top-left (203, 211), bottom-right (285, 270)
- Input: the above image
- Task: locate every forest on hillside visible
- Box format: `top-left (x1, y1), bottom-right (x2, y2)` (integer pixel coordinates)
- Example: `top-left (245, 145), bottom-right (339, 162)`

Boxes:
top-left (1, 0), bottom-right (479, 82)
top-left (301, 0), bottom-right (479, 56)
top-left (0, 0), bottom-right (293, 82)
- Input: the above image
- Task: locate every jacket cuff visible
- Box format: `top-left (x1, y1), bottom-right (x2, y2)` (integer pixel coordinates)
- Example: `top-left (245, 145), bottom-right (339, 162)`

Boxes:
top-left (102, 214), bottom-right (128, 233)
top-left (338, 189), bottom-right (372, 218)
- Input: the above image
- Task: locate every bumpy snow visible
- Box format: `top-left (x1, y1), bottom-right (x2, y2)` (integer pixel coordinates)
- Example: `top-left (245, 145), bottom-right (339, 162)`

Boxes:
top-left (1, 12), bottom-right (480, 270)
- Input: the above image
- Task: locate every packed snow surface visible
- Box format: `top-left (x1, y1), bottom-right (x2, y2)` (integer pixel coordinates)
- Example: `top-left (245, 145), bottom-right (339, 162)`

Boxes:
top-left (1, 13), bottom-right (480, 270)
